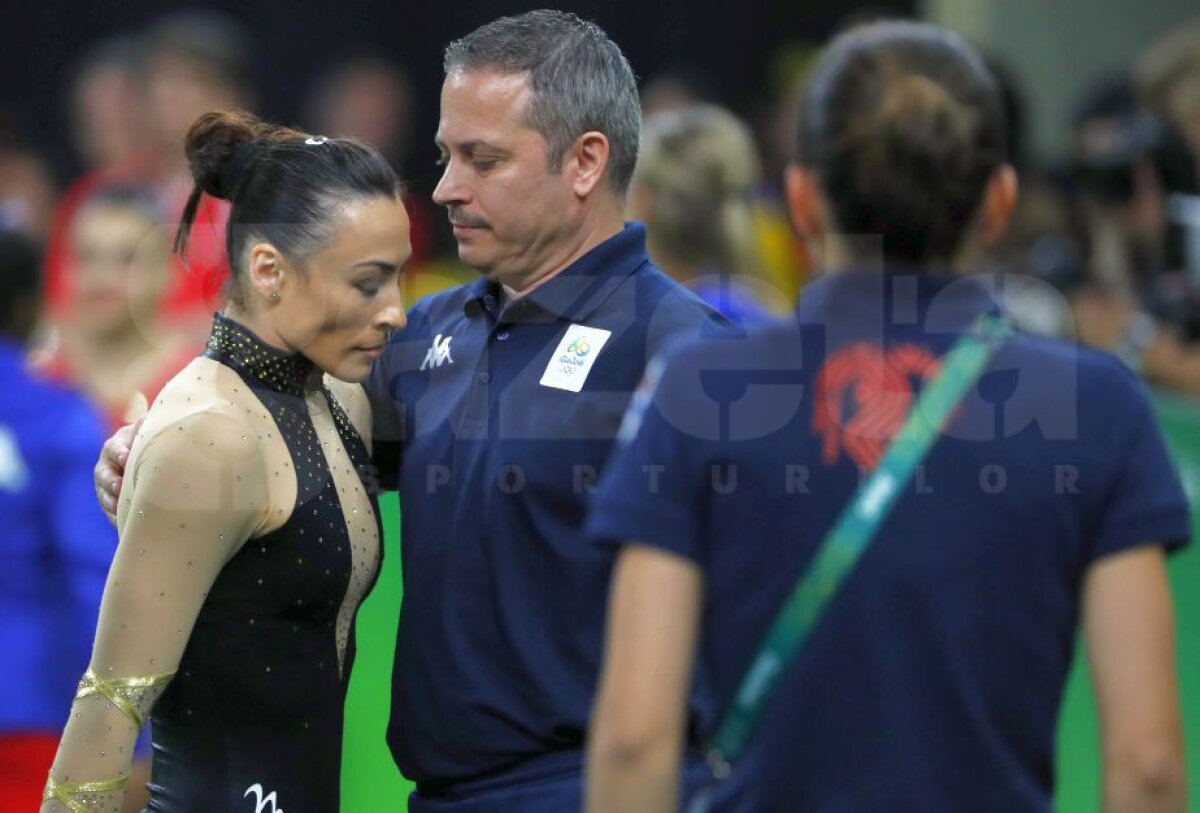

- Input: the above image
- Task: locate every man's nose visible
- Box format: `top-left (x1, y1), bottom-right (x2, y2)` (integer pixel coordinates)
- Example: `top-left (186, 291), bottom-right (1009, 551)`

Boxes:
top-left (432, 160), bottom-right (466, 207)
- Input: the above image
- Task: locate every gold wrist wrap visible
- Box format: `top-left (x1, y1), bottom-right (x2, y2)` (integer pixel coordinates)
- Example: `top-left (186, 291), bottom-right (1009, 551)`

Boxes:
top-left (42, 774), bottom-right (129, 813)
top-left (75, 668), bottom-right (175, 728)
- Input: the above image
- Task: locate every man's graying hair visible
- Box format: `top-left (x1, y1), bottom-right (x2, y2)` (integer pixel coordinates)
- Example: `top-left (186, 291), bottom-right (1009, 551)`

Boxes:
top-left (443, 9), bottom-right (641, 196)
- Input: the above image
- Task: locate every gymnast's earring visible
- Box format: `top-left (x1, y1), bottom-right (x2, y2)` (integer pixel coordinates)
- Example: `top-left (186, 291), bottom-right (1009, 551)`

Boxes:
top-left (267, 259), bottom-right (280, 300)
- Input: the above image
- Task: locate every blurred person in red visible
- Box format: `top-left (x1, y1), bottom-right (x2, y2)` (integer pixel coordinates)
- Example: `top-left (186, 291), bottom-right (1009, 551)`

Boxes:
top-left (43, 11), bottom-right (256, 342)
top-left (306, 55), bottom-right (440, 276)
top-left (67, 35), bottom-right (151, 175)
top-left (40, 185), bottom-right (198, 430)
top-left (0, 230), bottom-right (127, 813)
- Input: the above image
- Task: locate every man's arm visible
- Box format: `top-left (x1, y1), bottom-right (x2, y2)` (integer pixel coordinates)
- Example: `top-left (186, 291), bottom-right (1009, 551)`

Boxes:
top-left (586, 544), bottom-right (703, 813)
top-left (1084, 545), bottom-right (1186, 813)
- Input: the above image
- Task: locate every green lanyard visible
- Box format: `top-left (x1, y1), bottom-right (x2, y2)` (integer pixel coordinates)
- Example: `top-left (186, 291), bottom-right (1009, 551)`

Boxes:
top-left (707, 316), bottom-right (1011, 777)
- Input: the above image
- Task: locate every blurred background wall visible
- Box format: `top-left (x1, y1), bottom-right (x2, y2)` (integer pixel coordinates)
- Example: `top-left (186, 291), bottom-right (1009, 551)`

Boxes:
top-left (924, 0), bottom-right (1200, 160)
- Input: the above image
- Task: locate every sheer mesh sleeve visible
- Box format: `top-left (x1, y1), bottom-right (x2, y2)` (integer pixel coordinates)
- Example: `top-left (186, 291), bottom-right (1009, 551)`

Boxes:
top-left (42, 408), bottom-right (270, 812)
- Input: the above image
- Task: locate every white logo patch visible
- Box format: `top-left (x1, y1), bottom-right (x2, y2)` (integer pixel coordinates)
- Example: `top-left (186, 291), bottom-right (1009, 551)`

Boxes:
top-left (245, 784), bottom-right (284, 813)
top-left (420, 334), bottom-right (454, 371)
top-left (0, 426), bottom-right (29, 492)
top-left (540, 324), bottom-right (612, 393)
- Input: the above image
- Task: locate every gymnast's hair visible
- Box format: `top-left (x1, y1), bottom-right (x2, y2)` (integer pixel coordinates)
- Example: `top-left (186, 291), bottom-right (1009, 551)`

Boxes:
top-left (176, 109), bottom-right (400, 305)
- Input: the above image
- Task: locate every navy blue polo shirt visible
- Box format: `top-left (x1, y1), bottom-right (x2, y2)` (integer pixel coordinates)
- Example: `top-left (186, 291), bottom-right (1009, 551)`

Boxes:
top-left (586, 270), bottom-right (1191, 813)
top-left (366, 223), bottom-right (724, 789)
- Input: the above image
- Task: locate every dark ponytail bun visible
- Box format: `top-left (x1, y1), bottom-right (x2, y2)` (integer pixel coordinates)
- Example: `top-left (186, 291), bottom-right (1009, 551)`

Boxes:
top-left (800, 22), bottom-right (1007, 264)
top-left (173, 109), bottom-right (401, 306)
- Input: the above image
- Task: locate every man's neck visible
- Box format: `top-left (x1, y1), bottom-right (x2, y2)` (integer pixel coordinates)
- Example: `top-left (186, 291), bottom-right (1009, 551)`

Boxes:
top-left (502, 209), bottom-right (625, 300)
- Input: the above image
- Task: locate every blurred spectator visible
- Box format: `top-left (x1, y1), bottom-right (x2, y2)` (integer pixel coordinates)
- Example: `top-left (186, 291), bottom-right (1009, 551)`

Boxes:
top-left (630, 105), bottom-right (787, 325)
top-left (1052, 75), bottom-right (1200, 394)
top-left (1137, 20), bottom-right (1200, 184)
top-left (140, 12), bottom-right (256, 174)
top-left (0, 148), bottom-right (56, 243)
top-left (67, 35), bottom-right (150, 174)
top-left (639, 66), bottom-right (718, 117)
top-left (40, 185), bottom-right (197, 430)
top-left (1137, 23), bottom-right (1200, 333)
top-left (0, 116), bottom-right (58, 242)
top-left (306, 55), bottom-right (414, 173)
top-left (0, 231), bottom-right (121, 813)
top-left (305, 55), bottom-right (439, 270)
top-left (43, 11), bottom-right (257, 340)
top-left (748, 44), bottom-right (822, 304)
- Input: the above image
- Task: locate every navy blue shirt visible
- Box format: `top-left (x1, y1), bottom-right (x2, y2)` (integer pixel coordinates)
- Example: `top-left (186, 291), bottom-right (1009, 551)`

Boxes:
top-left (366, 224), bottom-right (724, 788)
top-left (0, 338), bottom-right (117, 734)
top-left (587, 271), bottom-right (1191, 813)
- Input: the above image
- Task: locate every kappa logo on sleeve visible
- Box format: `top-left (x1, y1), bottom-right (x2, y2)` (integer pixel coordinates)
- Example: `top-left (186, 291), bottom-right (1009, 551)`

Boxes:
top-left (420, 334), bottom-right (455, 371)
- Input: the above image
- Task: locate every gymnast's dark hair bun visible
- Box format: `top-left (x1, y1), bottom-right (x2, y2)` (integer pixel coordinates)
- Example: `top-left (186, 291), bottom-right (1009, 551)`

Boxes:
top-left (175, 109), bottom-right (401, 306)
top-left (183, 109), bottom-right (300, 201)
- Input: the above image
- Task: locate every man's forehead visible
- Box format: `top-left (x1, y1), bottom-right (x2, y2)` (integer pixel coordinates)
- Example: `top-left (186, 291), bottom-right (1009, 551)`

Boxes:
top-left (437, 69), bottom-right (539, 144)
top-left (442, 68), bottom-right (531, 106)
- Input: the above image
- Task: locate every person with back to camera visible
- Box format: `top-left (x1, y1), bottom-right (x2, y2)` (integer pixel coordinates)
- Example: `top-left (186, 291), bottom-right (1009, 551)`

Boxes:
top-left (41, 109), bottom-right (410, 812)
top-left (585, 21), bottom-right (1189, 813)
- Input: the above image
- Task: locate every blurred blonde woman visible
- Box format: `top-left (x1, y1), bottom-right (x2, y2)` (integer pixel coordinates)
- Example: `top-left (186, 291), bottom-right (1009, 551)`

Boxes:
top-left (629, 105), bottom-right (787, 325)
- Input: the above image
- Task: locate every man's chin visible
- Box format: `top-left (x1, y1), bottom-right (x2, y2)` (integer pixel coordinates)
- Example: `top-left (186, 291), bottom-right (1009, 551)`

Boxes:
top-left (456, 245), bottom-right (495, 275)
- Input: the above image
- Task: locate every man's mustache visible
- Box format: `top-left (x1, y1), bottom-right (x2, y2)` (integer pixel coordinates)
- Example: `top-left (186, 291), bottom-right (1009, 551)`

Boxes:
top-left (447, 208), bottom-right (490, 229)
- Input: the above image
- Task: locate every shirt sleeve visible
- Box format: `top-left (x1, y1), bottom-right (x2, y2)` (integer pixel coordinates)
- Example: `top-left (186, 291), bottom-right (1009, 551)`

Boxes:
top-left (42, 408), bottom-right (269, 812)
top-left (585, 350), bottom-right (710, 564)
top-left (1088, 363), bottom-right (1191, 563)
top-left (364, 328), bottom-right (407, 493)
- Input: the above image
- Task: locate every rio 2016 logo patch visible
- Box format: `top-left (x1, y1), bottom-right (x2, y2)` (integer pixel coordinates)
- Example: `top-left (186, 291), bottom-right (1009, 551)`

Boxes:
top-left (541, 325), bottom-right (612, 392)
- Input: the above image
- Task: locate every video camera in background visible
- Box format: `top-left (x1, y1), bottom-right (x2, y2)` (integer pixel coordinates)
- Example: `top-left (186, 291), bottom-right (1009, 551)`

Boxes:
top-left (1069, 82), bottom-right (1200, 339)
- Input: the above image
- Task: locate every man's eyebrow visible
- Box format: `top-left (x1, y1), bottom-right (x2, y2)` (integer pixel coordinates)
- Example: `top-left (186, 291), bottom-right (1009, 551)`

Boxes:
top-left (434, 138), bottom-right (508, 155)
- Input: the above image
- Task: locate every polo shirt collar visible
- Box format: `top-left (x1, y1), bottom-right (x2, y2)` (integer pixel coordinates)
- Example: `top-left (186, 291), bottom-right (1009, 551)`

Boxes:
top-left (795, 266), bottom-right (1003, 329)
top-left (463, 222), bottom-right (651, 323)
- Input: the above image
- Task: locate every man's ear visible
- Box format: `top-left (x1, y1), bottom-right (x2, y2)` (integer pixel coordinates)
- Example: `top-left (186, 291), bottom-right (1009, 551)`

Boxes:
top-left (784, 164), bottom-right (827, 239)
top-left (977, 164), bottom-right (1019, 246)
top-left (568, 131), bottom-right (611, 198)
